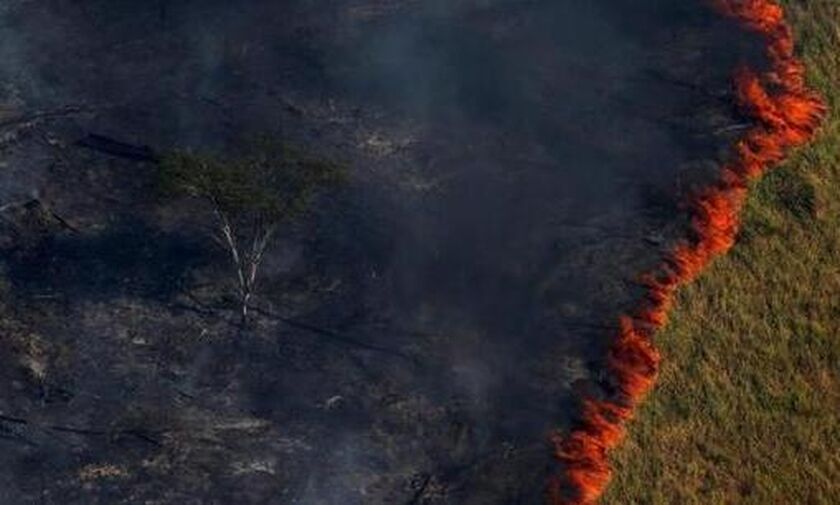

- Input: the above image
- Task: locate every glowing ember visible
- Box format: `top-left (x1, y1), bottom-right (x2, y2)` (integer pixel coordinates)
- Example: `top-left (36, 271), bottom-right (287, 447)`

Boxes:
top-left (547, 1), bottom-right (826, 503)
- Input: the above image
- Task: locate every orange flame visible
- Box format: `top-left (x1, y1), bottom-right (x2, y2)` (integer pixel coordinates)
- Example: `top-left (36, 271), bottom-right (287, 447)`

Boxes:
top-left (547, 1), bottom-right (826, 503)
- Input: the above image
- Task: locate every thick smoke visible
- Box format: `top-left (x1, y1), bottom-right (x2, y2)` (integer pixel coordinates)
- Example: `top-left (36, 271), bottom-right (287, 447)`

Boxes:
top-left (0, 1), bottom-right (762, 504)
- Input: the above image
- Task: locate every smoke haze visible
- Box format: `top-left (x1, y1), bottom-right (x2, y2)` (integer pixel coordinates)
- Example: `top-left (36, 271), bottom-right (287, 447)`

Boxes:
top-left (0, 1), bottom-right (762, 503)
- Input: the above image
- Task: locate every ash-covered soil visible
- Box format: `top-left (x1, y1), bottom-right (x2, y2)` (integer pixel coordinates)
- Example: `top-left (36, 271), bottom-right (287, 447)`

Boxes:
top-left (0, 1), bottom-right (762, 504)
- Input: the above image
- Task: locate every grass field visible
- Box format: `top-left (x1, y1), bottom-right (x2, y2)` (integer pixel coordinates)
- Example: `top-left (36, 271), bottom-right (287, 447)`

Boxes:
top-left (601, 2), bottom-right (840, 504)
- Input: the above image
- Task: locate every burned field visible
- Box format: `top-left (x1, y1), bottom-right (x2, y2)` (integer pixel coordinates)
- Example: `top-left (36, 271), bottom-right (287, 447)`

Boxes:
top-left (0, 1), bottom-right (770, 504)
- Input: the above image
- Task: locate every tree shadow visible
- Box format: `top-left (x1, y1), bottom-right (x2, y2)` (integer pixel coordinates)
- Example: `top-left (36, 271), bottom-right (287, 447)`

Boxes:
top-left (3, 217), bottom-right (212, 302)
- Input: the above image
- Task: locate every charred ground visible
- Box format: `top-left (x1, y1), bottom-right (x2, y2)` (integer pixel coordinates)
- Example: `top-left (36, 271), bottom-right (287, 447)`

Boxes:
top-left (0, 1), bottom-right (764, 504)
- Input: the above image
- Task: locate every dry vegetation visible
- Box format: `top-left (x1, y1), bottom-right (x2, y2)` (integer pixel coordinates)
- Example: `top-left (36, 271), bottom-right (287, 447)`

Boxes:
top-left (603, 2), bottom-right (840, 503)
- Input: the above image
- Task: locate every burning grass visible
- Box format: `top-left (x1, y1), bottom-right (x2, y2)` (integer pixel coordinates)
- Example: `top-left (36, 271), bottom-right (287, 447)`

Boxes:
top-left (548, 0), bottom-right (832, 503)
top-left (601, 1), bottom-right (840, 503)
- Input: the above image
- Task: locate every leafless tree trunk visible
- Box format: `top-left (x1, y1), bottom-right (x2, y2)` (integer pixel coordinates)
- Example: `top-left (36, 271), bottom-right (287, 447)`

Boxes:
top-left (212, 203), bottom-right (276, 326)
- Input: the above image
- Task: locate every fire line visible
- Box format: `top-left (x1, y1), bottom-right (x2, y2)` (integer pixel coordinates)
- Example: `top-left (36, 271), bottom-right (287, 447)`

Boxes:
top-left (546, 1), bottom-right (826, 503)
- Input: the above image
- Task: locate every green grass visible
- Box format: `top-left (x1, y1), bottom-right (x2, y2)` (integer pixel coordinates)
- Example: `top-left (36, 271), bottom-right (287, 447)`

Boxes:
top-left (602, 2), bottom-right (840, 504)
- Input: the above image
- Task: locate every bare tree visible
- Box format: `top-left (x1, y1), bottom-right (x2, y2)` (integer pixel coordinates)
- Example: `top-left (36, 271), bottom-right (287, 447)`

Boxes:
top-left (159, 138), bottom-right (344, 324)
